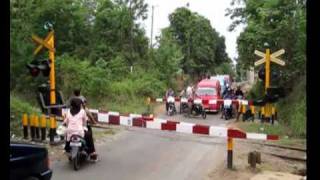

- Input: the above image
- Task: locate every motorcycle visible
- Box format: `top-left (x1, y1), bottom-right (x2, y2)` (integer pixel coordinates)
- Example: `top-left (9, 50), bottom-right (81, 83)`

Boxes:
top-left (69, 134), bottom-right (90, 171)
top-left (179, 97), bottom-right (189, 114)
top-left (167, 96), bottom-right (176, 116)
top-left (223, 99), bottom-right (233, 120)
top-left (188, 98), bottom-right (206, 119)
top-left (57, 125), bottom-right (90, 171)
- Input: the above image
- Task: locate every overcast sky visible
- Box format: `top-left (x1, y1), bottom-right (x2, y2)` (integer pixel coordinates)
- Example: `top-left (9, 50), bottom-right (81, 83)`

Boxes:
top-left (139, 0), bottom-right (246, 64)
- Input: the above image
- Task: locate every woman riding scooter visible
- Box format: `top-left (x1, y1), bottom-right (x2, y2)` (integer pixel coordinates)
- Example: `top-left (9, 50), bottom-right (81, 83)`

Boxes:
top-left (64, 98), bottom-right (98, 162)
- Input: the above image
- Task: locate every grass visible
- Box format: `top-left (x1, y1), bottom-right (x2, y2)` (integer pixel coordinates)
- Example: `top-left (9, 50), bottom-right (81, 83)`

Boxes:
top-left (237, 121), bottom-right (291, 137)
top-left (91, 96), bottom-right (155, 115)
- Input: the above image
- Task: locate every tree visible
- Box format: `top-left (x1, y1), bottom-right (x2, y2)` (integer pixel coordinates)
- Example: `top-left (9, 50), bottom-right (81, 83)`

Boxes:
top-left (226, 0), bottom-right (306, 87)
top-left (167, 7), bottom-right (230, 78)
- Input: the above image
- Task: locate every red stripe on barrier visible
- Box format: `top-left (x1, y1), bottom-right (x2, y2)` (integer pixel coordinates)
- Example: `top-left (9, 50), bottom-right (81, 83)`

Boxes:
top-left (142, 116), bottom-right (154, 121)
top-left (267, 135), bottom-right (279, 140)
top-left (192, 125), bottom-right (209, 135)
top-left (228, 129), bottom-right (247, 139)
top-left (109, 115), bottom-right (120, 125)
top-left (161, 121), bottom-right (179, 131)
top-left (132, 117), bottom-right (146, 127)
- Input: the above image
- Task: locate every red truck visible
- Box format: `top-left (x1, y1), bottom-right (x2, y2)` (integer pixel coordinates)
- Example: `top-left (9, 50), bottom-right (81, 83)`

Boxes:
top-left (195, 79), bottom-right (222, 112)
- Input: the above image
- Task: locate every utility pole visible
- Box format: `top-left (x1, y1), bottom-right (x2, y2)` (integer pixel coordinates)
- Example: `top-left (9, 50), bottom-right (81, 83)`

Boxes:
top-left (150, 5), bottom-right (154, 49)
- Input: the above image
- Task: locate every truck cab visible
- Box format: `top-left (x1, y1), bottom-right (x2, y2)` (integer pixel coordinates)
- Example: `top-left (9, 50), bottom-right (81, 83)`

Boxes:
top-left (195, 79), bottom-right (222, 112)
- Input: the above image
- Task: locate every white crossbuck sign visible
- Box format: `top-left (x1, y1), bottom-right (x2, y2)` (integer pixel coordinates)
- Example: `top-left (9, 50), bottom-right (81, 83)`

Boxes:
top-left (254, 49), bottom-right (285, 66)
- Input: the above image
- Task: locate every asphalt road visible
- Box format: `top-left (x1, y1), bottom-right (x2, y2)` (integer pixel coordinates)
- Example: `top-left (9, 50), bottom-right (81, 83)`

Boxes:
top-left (52, 104), bottom-right (233, 180)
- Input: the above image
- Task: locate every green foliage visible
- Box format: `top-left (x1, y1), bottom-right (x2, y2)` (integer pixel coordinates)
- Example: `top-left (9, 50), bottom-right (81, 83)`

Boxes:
top-left (213, 62), bottom-right (235, 77)
top-left (277, 76), bottom-right (306, 137)
top-left (56, 55), bottom-right (111, 100)
top-left (246, 80), bottom-right (264, 100)
top-left (227, 0), bottom-right (306, 86)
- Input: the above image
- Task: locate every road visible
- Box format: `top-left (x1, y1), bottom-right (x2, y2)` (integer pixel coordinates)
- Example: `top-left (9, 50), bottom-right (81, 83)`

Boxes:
top-left (52, 104), bottom-right (234, 180)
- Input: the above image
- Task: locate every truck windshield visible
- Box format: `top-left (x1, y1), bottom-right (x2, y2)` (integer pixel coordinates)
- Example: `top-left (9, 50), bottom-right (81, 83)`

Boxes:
top-left (196, 87), bottom-right (217, 96)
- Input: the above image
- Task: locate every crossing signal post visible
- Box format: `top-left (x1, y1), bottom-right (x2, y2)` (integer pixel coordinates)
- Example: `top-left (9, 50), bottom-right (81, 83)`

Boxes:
top-left (32, 30), bottom-right (56, 105)
top-left (254, 48), bottom-right (285, 123)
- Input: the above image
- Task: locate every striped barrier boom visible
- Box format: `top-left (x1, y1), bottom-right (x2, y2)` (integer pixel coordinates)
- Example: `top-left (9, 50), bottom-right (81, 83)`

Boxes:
top-left (61, 108), bottom-right (278, 141)
top-left (155, 97), bottom-right (252, 106)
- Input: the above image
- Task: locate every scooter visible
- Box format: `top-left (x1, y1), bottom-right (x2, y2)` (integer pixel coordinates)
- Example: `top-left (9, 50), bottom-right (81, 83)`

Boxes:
top-left (188, 98), bottom-right (206, 119)
top-left (57, 125), bottom-right (91, 171)
top-left (179, 97), bottom-right (189, 114)
top-left (167, 96), bottom-right (176, 116)
top-left (223, 99), bottom-right (233, 120)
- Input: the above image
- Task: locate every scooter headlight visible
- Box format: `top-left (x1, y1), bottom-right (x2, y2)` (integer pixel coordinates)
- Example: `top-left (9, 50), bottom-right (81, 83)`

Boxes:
top-left (167, 96), bottom-right (175, 103)
top-left (181, 98), bottom-right (188, 103)
top-left (223, 100), bottom-right (232, 106)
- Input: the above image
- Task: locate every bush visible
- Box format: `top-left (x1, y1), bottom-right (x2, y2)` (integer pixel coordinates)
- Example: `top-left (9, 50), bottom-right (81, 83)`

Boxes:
top-left (10, 94), bottom-right (41, 137)
top-left (277, 76), bottom-right (306, 137)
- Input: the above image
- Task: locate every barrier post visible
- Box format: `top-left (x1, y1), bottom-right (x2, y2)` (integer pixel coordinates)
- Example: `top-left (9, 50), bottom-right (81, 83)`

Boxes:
top-left (261, 107), bottom-right (265, 123)
top-left (241, 104), bottom-right (246, 121)
top-left (30, 114), bottom-right (35, 140)
top-left (34, 115), bottom-right (40, 139)
top-left (22, 114), bottom-right (29, 139)
top-left (40, 114), bottom-right (47, 141)
top-left (271, 106), bottom-right (276, 124)
top-left (250, 105), bottom-right (255, 121)
top-left (227, 137), bottom-right (233, 169)
top-left (49, 116), bottom-right (55, 144)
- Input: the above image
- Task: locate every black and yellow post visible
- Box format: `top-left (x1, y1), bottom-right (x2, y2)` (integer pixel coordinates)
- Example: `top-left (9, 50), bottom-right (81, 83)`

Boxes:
top-left (236, 102), bottom-right (242, 121)
top-left (227, 137), bottom-right (233, 169)
top-left (261, 107), bottom-right (265, 123)
top-left (22, 114), bottom-right (29, 139)
top-left (30, 114), bottom-right (36, 140)
top-left (250, 105), bottom-right (255, 121)
top-left (271, 106), bottom-right (276, 124)
top-left (40, 114), bottom-right (47, 141)
top-left (34, 115), bottom-right (40, 139)
top-left (241, 104), bottom-right (246, 121)
top-left (49, 116), bottom-right (56, 144)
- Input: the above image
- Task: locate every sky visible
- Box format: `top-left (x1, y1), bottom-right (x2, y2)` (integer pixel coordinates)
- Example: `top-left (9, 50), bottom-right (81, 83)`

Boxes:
top-left (138, 0), bottom-right (246, 64)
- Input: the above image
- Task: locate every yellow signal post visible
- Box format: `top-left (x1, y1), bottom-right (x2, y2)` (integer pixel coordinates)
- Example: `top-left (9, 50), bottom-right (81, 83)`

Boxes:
top-left (265, 49), bottom-right (270, 92)
top-left (32, 30), bottom-right (56, 105)
top-left (47, 32), bottom-right (56, 105)
top-left (264, 49), bottom-right (272, 119)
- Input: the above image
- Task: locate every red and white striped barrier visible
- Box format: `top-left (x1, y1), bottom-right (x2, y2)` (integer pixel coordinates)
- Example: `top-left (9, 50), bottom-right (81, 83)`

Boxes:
top-left (61, 108), bottom-right (278, 141)
top-left (155, 97), bottom-right (251, 106)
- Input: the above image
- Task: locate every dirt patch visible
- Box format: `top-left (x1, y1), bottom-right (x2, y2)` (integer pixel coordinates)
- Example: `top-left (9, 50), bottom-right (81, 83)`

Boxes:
top-left (250, 171), bottom-right (304, 180)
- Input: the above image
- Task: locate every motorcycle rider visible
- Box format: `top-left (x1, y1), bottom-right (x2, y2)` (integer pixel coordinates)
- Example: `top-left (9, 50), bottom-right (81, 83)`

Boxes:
top-left (235, 86), bottom-right (244, 97)
top-left (165, 88), bottom-right (175, 112)
top-left (66, 89), bottom-right (98, 161)
top-left (221, 87), bottom-right (233, 119)
top-left (63, 98), bottom-right (87, 154)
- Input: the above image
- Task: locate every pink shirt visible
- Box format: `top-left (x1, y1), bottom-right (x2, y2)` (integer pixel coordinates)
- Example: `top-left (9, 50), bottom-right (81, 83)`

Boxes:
top-left (64, 109), bottom-right (87, 141)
